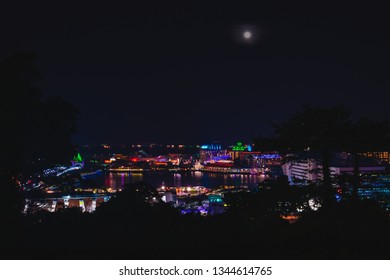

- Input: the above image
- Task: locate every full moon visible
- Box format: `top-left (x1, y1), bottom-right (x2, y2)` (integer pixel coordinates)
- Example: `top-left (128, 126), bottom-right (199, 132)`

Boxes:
top-left (243, 31), bottom-right (252, 39)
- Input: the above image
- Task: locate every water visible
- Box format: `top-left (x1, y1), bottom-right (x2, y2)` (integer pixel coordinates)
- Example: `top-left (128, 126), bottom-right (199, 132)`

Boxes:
top-left (93, 171), bottom-right (268, 189)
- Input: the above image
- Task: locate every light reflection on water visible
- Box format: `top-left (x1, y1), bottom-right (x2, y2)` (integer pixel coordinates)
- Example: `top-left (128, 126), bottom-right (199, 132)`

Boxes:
top-left (96, 171), bottom-right (267, 189)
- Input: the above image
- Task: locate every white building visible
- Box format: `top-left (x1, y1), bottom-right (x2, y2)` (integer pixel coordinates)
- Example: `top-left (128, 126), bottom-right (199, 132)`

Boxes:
top-left (283, 159), bottom-right (318, 181)
top-left (161, 192), bottom-right (174, 203)
top-left (282, 153), bottom-right (386, 183)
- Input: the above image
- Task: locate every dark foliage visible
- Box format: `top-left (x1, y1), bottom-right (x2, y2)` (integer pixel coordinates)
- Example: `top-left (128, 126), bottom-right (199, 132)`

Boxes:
top-left (0, 52), bottom-right (79, 175)
top-left (1, 181), bottom-right (389, 260)
top-left (0, 52), bottom-right (79, 257)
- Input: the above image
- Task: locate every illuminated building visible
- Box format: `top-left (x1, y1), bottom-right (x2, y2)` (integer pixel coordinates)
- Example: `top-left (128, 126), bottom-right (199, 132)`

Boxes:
top-left (283, 152), bottom-right (386, 183)
top-left (199, 143), bottom-right (227, 163)
top-left (282, 158), bottom-right (318, 181)
top-left (161, 192), bottom-right (174, 203)
top-left (227, 142), bottom-right (281, 169)
top-left (202, 161), bottom-right (264, 174)
top-left (228, 142), bottom-right (252, 160)
top-left (24, 195), bottom-right (110, 214)
top-left (208, 194), bottom-right (223, 203)
top-left (114, 154), bottom-right (130, 160)
top-left (233, 152), bottom-right (282, 168)
top-left (207, 194), bottom-right (225, 215)
top-left (359, 151), bottom-right (390, 163)
top-left (71, 152), bottom-right (84, 168)
top-left (198, 142), bottom-right (276, 174)
top-left (251, 152), bottom-right (282, 166)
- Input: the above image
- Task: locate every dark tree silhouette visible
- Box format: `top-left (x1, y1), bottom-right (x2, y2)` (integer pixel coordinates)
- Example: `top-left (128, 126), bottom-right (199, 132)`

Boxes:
top-left (0, 52), bottom-right (79, 254)
top-left (0, 52), bottom-right (79, 175)
top-left (0, 52), bottom-right (42, 174)
top-left (258, 105), bottom-right (390, 202)
top-left (271, 105), bottom-right (351, 194)
top-left (253, 135), bottom-right (280, 152)
top-left (40, 96), bottom-right (79, 164)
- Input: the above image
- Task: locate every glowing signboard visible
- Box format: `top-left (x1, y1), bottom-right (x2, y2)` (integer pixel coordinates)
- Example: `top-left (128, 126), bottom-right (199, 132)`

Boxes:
top-left (231, 142), bottom-right (253, 152)
top-left (200, 144), bottom-right (221, 150)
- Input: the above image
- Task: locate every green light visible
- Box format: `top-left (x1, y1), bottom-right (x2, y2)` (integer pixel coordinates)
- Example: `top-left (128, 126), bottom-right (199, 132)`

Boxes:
top-left (73, 153), bottom-right (83, 162)
top-left (232, 142), bottom-right (246, 151)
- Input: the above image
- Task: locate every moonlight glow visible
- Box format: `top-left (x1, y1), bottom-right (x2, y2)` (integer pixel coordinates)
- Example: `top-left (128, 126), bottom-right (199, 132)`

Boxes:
top-left (243, 31), bottom-right (252, 39)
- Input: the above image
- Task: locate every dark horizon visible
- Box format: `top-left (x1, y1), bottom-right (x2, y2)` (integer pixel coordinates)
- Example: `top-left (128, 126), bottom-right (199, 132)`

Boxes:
top-left (2, 2), bottom-right (390, 145)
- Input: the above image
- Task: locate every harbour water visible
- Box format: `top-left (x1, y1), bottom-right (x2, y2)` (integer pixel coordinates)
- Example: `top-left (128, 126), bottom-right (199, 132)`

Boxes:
top-left (93, 171), bottom-right (268, 189)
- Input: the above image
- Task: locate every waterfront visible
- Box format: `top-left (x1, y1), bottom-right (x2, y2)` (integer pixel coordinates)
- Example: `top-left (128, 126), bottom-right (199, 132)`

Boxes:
top-left (21, 171), bottom-right (269, 214)
top-left (95, 171), bottom-right (268, 190)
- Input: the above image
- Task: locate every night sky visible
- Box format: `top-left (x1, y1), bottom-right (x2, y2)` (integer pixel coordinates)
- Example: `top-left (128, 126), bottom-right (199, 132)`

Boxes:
top-left (2, 2), bottom-right (390, 145)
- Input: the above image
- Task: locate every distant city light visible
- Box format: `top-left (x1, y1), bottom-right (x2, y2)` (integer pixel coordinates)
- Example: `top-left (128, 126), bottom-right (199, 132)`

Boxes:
top-left (73, 152), bottom-right (83, 162)
top-left (232, 141), bottom-right (252, 151)
top-left (200, 144), bottom-right (221, 150)
top-left (232, 142), bottom-right (245, 151)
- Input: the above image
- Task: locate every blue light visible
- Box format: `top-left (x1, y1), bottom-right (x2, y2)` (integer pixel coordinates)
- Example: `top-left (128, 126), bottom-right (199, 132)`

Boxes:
top-left (253, 153), bottom-right (281, 159)
top-left (200, 144), bottom-right (221, 150)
